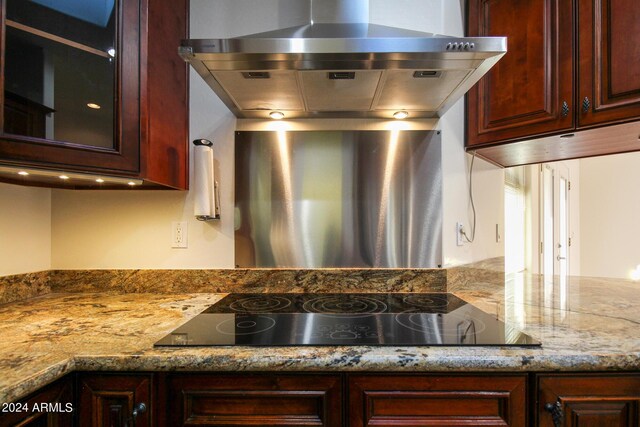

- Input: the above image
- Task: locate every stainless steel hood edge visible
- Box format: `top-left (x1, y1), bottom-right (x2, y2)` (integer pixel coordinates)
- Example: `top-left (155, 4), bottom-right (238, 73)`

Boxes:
top-left (180, 24), bottom-right (507, 119)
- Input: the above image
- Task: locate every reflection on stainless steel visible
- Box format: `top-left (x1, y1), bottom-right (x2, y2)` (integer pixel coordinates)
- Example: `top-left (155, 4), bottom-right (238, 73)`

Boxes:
top-left (234, 130), bottom-right (442, 267)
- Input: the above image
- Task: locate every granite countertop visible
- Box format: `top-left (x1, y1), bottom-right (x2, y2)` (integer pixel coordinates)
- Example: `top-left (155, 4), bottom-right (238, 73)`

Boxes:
top-left (1, 274), bottom-right (639, 404)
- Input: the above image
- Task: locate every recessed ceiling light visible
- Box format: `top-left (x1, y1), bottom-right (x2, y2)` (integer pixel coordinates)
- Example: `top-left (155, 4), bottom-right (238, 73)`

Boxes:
top-left (59, 175), bottom-right (69, 180)
top-left (87, 103), bottom-right (101, 109)
top-left (95, 178), bottom-right (105, 183)
top-left (269, 111), bottom-right (285, 120)
top-left (18, 171), bottom-right (29, 176)
top-left (393, 111), bottom-right (409, 120)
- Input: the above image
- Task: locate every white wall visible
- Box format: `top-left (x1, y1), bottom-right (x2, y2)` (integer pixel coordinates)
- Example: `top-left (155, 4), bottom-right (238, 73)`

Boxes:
top-left (0, 184), bottom-right (51, 276)
top-left (580, 152), bottom-right (640, 279)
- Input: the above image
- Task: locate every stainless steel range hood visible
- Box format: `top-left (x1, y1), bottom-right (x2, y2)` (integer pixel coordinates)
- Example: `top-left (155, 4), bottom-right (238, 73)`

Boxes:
top-left (180, 0), bottom-right (506, 119)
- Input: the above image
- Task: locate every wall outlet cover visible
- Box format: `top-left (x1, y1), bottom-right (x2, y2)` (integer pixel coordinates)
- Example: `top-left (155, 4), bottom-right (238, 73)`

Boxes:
top-left (172, 221), bottom-right (188, 248)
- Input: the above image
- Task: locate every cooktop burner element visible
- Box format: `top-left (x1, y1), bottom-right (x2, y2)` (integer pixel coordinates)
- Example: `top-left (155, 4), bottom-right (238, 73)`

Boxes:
top-left (155, 293), bottom-right (541, 347)
top-left (402, 294), bottom-right (451, 310)
top-left (228, 295), bottom-right (292, 313)
top-left (302, 295), bottom-right (388, 316)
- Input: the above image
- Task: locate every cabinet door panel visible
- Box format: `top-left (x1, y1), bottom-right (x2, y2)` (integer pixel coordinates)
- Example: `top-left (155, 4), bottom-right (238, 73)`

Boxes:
top-left (3, 0), bottom-right (116, 148)
top-left (165, 374), bottom-right (342, 427)
top-left (0, 0), bottom-right (140, 174)
top-left (467, 0), bottom-right (574, 147)
top-left (77, 374), bottom-right (151, 427)
top-left (348, 374), bottom-right (527, 427)
top-left (578, 0), bottom-right (640, 127)
top-left (537, 374), bottom-right (640, 427)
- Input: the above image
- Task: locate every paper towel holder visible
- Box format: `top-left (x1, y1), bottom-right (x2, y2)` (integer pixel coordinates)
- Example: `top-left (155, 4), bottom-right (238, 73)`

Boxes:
top-left (193, 139), bottom-right (220, 221)
top-left (193, 139), bottom-right (213, 147)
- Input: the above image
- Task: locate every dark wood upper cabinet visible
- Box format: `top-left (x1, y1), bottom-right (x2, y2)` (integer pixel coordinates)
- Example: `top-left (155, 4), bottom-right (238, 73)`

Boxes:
top-left (577, 0), bottom-right (640, 127)
top-left (0, 0), bottom-right (188, 189)
top-left (466, 0), bottom-right (575, 147)
top-left (467, 0), bottom-right (640, 167)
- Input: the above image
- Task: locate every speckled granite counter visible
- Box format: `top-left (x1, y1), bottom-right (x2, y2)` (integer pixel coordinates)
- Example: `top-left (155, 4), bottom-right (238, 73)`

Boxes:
top-left (1, 274), bottom-right (639, 404)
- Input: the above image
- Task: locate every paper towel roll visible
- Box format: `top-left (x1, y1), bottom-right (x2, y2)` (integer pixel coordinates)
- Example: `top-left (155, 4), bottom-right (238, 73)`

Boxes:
top-left (193, 140), bottom-right (219, 220)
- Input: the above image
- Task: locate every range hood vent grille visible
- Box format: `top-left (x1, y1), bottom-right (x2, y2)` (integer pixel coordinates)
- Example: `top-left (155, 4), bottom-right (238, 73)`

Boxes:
top-left (242, 72), bottom-right (270, 79)
top-left (328, 72), bottom-right (356, 80)
top-left (413, 70), bottom-right (442, 78)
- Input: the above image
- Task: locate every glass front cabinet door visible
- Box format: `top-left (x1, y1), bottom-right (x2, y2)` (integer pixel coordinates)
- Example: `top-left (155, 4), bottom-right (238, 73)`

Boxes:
top-left (0, 0), bottom-right (188, 189)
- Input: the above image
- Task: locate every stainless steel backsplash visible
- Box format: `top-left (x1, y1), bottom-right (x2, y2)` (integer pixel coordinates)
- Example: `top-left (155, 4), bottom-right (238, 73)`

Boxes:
top-left (234, 130), bottom-right (442, 268)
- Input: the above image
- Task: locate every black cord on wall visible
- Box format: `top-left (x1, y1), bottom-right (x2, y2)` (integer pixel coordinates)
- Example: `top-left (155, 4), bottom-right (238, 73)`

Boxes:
top-left (461, 152), bottom-right (477, 243)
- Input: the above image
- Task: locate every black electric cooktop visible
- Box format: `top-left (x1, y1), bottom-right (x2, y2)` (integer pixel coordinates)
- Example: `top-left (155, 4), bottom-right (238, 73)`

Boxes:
top-left (154, 293), bottom-right (540, 347)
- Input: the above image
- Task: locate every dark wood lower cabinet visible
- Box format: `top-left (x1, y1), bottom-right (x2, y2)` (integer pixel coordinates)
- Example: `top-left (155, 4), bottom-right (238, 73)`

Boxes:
top-left (5, 371), bottom-right (640, 427)
top-left (164, 374), bottom-right (342, 427)
top-left (0, 377), bottom-right (73, 427)
top-left (349, 374), bottom-right (527, 427)
top-left (76, 374), bottom-right (152, 427)
top-left (537, 373), bottom-right (640, 427)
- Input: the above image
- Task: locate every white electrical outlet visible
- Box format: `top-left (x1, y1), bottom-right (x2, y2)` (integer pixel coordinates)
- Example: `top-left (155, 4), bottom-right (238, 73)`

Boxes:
top-left (172, 221), bottom-right (188, 248)
top-left (456, 222), bottom-right (465, 246)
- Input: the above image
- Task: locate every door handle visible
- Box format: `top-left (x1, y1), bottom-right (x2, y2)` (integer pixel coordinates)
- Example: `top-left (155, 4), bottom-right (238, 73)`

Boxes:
top-left (556, 255), bottom-right (566, 261)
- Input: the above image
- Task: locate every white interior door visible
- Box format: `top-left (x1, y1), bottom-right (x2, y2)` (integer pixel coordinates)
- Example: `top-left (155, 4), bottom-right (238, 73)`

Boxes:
top-left (540, 163), bottom-right (570, 280)
top-left (555, 171), bottom-right (569, 278)
top-left (541, 165), bottom-right (554, 277)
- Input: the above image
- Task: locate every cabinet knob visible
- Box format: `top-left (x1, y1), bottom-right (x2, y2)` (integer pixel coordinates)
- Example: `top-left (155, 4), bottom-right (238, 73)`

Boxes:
top-left (125, 403), bottom-right (147, 427)
top-left (561, 101), bottom-right (569, 117)
top-left (582, 96), bottom-right (591, 113)
top-left (544, 401), bottom-right (563, 427)
top-left (132, 402), bottom-right (146, 419)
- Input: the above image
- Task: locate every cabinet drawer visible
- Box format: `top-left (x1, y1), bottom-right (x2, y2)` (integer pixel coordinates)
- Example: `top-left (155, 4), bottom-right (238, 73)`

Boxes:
top-left (349, 374), bottom-right (527, 427)
top-left (166, 374), bottom-right (342, 426)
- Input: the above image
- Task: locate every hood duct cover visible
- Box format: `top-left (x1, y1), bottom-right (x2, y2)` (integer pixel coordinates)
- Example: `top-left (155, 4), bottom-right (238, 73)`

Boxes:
top-left (180, 1), bottom-right (507, 119)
